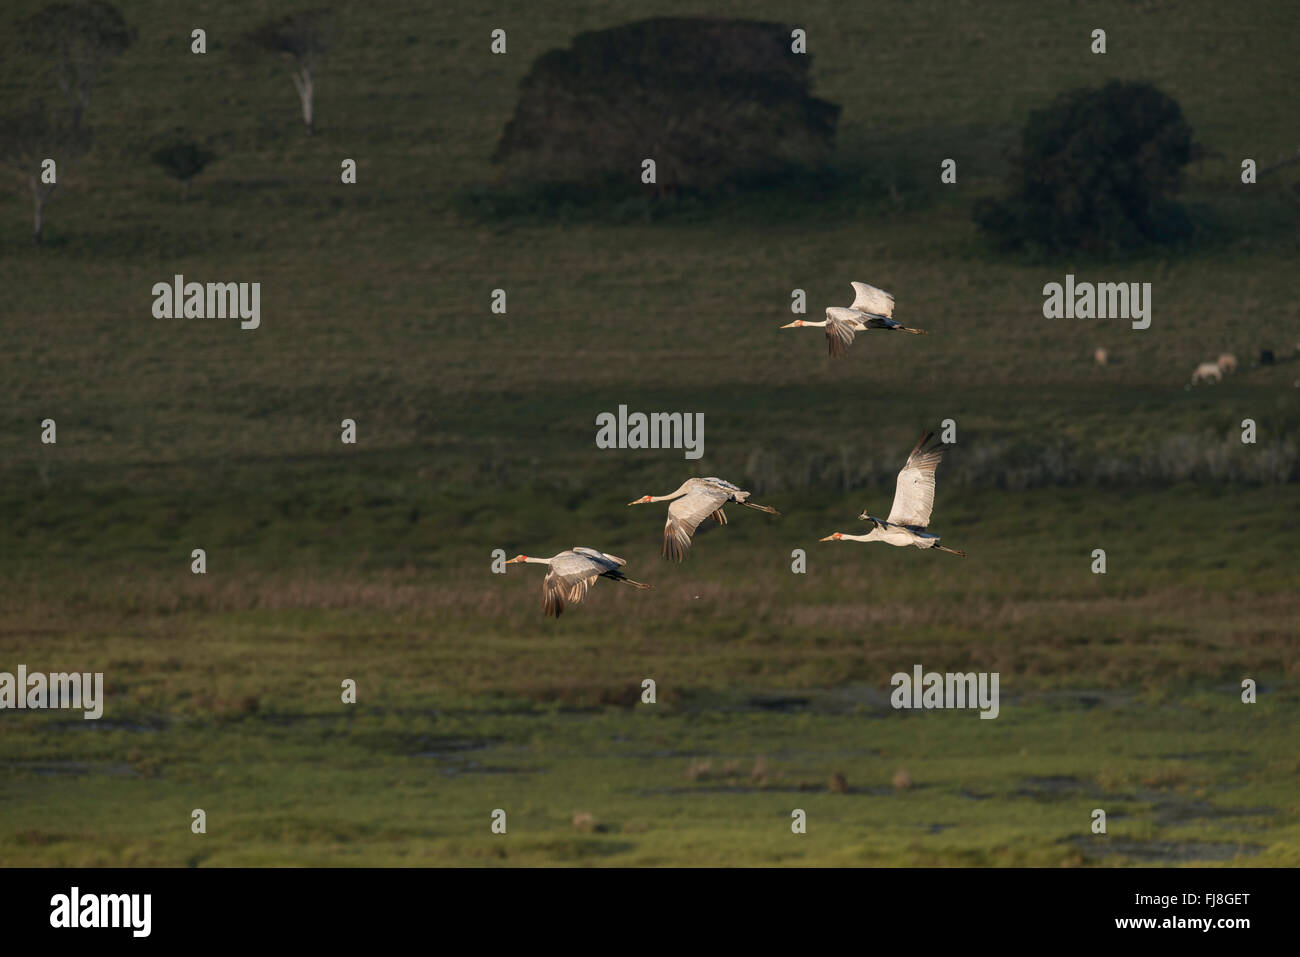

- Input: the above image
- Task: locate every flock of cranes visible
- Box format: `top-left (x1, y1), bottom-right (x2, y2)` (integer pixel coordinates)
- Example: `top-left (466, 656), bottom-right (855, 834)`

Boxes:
top-left (506, 281), bottom-right (953, 616)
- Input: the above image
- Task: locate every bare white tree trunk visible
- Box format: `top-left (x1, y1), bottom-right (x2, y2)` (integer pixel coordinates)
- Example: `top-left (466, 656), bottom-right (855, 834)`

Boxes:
top-left (291, 67), bottom-right (314, 134)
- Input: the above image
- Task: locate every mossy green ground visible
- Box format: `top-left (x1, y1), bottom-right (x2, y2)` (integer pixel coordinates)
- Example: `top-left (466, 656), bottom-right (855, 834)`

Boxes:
top-left (4, 689), bottom-right (1296, 866)
top-left (1, 0), bottom-right (1297, 865)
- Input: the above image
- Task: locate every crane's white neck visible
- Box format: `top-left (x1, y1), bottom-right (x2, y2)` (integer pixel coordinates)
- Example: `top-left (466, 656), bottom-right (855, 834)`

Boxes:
top-left (650, 483), bottom-right (692, 502)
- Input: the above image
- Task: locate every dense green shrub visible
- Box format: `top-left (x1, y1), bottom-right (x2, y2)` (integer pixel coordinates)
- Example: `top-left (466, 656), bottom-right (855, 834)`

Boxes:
top-left (493, 18), bottom-right (840, 195)
top-left (149, 131), bottom-right (216, 199)
top-left (974, 81), bottom-right (1195, 255)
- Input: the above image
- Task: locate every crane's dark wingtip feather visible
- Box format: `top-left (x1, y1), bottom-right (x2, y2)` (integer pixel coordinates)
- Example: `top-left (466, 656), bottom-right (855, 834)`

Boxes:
top-left (663, 520), bottom-right (692, 562)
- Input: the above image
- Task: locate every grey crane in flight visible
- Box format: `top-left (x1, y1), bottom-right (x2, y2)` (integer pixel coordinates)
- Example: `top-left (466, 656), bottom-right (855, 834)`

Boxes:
top-left (819, 432), bottom-right (965, 556)
top-left (505, 547), bottom-right (652, 617)
top-left (628, 476), bottom-right (779, 561)
top-left (781, 282), bottom-right (927, 357)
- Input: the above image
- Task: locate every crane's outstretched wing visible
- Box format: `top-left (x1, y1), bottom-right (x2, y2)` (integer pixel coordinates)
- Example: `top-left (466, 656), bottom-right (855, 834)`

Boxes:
top-left (542, 549), bottom-right (607, 617)
top-left (859, 314), bottom-right (905, 330)
top-left (885, 432), bottom-right (945, 529)
top-left (663, 486), bottom-right (731, 561)
top-left (849, 282), bottom-right (895, 317)
top-left (573, 546), bottom-right (624, 566)
top-left (824, 307), bottom-right (862, 358)
top-left (698, 477), bottom-right (743, 496)
top-left (542, 548), bottom-right (649, 616)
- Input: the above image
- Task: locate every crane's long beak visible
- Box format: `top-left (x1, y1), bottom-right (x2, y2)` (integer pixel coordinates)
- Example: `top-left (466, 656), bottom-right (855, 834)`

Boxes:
top-left (818, 534), bottom-right (836, 542)
top-left (780, 320), bottom-right (801, 329)
top-left (504, 556), bottom-right (523, 564)
top-left (627, 497), bottom-right (648, 506)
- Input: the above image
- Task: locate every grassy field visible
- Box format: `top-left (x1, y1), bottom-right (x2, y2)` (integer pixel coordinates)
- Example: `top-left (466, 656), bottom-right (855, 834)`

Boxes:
top-left (1, 0), bottom-right (1297, 866)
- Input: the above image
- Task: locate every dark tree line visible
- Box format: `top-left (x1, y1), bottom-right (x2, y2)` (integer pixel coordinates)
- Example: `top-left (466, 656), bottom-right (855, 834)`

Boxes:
top-left (0, 9), bottom-right (1257, 256)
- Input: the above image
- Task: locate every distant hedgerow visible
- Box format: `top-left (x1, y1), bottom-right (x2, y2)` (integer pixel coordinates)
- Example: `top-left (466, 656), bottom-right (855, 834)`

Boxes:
top-left (973, 81), bottom-right (1196, 255)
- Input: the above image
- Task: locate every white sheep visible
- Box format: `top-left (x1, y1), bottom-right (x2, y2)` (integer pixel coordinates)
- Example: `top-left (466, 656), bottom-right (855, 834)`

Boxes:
top-left (1217, 353), bottom-right (1237, 374)
top-left (1191, 362), bottom-right (1222, 385)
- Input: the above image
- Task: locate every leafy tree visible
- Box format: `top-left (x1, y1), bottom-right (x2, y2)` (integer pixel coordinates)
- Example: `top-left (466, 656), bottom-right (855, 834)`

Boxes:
top-left (973, 81), bottom-right (1196, 255)
top-left (493, 18), bottom-right (840, 196)
top-left (244, 8), bottom-right (332, 135)
top-left (0, 99), bottom-right (91, 243)
top-left (150, 131), bottom-right (216, 200)
top-left (15, 1), bottom-right (134, 133)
